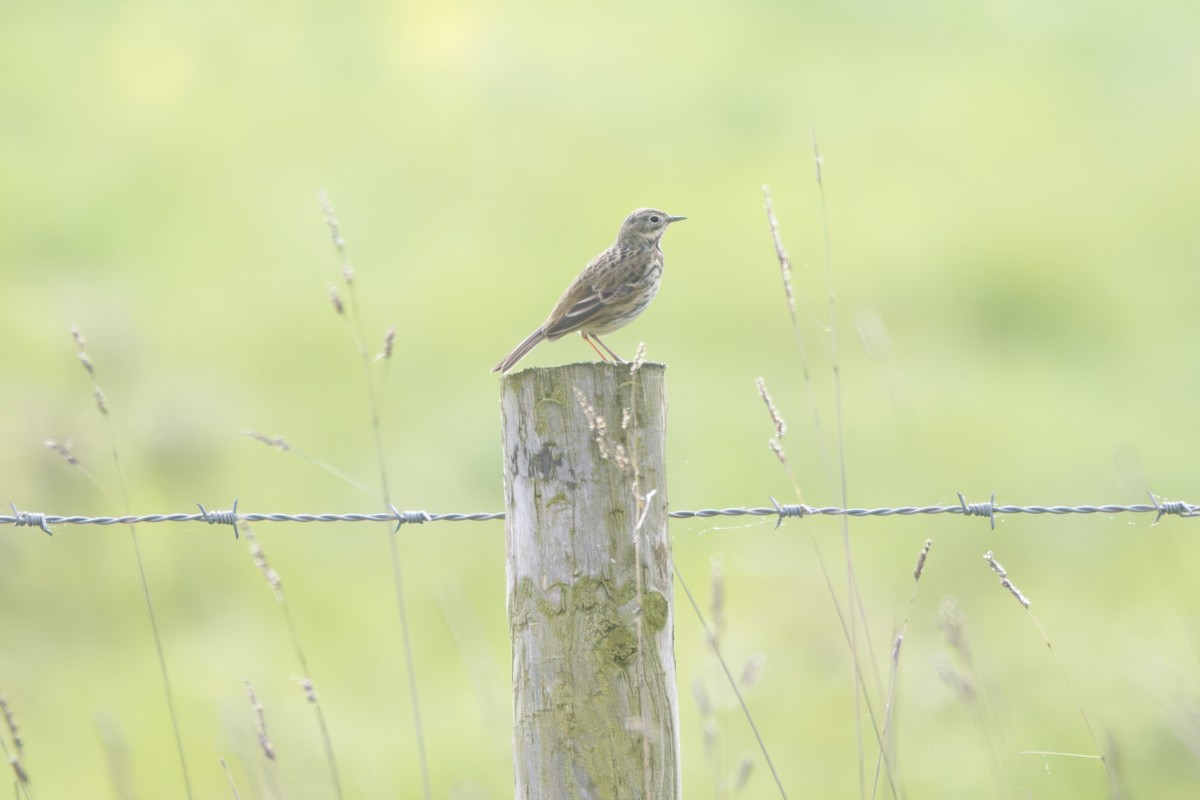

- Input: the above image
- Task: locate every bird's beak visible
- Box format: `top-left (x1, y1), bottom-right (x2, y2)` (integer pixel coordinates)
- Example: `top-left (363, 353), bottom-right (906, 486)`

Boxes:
top-left (669, 215), bottom-right (687, 223)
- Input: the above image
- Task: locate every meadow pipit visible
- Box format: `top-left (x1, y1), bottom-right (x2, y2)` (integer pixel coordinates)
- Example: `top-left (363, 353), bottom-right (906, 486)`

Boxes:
top-left (492, 207), bottom-right (686, 374)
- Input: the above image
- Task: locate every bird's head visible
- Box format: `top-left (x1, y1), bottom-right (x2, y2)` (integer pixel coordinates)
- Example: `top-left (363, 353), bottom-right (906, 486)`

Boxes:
top-left (618, 208), bottom-right (686, 244)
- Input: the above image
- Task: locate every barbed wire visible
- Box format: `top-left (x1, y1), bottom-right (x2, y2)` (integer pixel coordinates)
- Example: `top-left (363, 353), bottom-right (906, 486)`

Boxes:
top-left (4, 493), bottom-right (1196, 537)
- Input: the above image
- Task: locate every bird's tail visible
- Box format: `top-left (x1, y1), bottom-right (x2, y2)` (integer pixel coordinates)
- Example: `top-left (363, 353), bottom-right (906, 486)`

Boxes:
top-left (492, 327), bottom-right (547, 374)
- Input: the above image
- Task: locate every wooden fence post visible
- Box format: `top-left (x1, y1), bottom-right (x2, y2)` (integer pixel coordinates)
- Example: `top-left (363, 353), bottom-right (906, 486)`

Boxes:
top-left (500, 362), bottom-right (679, 799)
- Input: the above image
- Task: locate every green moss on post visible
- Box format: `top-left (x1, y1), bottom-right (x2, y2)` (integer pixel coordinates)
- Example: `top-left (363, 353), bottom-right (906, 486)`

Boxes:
top-left (501, 362), bottom-right (679, 800)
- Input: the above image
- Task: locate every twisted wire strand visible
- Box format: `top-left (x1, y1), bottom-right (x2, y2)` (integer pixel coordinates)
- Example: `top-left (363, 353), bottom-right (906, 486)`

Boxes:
top-left (4, 494), bottom-right (1196, 536)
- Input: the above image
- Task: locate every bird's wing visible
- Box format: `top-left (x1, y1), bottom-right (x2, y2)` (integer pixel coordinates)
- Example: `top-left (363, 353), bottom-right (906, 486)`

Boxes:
top-left (542, 247), bottom-right (632, 339)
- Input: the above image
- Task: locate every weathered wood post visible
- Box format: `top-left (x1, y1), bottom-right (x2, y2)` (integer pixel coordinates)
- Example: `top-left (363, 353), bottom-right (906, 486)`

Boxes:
top-left (500, 362), bottom-right (679, 799)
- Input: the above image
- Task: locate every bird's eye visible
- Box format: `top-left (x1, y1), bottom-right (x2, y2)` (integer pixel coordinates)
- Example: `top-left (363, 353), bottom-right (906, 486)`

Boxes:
top-left (649, 215), bottom-right (660, 223)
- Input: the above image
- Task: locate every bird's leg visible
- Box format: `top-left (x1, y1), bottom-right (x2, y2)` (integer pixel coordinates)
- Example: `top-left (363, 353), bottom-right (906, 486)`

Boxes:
top-left (584, 333), bottom-right (624, 363)
top-left (580, 332), bottom-right (611, 361)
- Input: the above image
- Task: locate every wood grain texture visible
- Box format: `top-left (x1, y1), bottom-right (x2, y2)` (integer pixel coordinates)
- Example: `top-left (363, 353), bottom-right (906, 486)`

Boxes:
top-left (500, 362), bottom-right (678, 800)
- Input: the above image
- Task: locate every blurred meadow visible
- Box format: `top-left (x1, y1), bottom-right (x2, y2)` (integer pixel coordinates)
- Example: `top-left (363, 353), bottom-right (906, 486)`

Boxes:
top-left (3, 0), bottom-right (1199, 797)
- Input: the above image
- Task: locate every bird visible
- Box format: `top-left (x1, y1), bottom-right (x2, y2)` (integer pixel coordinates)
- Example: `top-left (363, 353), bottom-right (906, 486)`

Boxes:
top-left (491, 207), bottom-right (686, 374)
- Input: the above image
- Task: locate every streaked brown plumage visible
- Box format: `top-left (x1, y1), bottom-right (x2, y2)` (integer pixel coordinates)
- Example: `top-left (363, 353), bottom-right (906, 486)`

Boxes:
top-left (492, 207), bottom-right (686, 374)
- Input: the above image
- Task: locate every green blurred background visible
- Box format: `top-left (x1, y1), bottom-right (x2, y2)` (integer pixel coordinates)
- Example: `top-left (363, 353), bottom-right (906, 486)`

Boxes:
top-left (3, 0), bottom-right (1199, 796)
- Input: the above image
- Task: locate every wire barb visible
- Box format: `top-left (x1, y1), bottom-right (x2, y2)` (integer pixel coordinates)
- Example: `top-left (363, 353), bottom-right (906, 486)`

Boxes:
top-left (9, 502), bottom-right (52, 536)
top-left (197, 499), bottom-right (240, 540)
top-left (1148, 492), bottom-right (1198, 524)
top-left (389, 504), bottom-right (433, 532)
top-left (957, 491), bottom-right (997, 530)
top-left (770, 496), bottom-right (812, 529)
